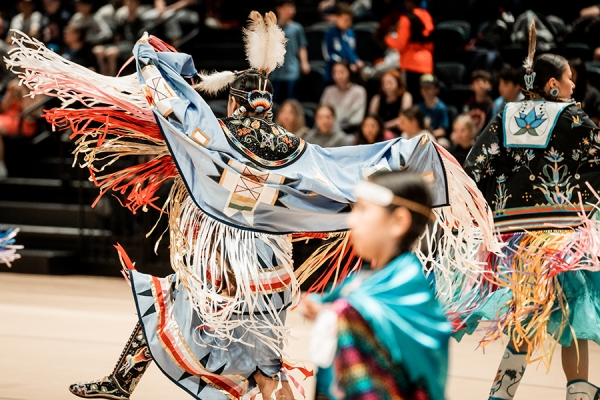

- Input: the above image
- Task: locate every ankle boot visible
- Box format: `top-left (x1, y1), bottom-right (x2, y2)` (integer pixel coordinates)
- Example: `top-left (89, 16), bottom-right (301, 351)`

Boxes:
top-left (69, 322), bottom-right (152, 399)
top-left (566, 380), bottom-right (600, 400)
top-left (488, 346), bottom-right (527, 400)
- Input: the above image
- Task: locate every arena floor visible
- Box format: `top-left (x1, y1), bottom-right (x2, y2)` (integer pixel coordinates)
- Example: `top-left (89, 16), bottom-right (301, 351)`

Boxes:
top-left (2, 272), bottom-right (600, 399)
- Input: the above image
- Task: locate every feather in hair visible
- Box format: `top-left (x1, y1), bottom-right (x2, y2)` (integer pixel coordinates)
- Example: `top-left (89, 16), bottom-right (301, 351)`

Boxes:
top-left (243, 11), bottom-right (287, 74)
top-left (243, 11), bottom-right (269, 71)
top-left (193, 70), bottom-right (236, 95)
top-left (263, 11), bottom-right (287, 74)
top-left (523, 20), bottom-right (536, 71)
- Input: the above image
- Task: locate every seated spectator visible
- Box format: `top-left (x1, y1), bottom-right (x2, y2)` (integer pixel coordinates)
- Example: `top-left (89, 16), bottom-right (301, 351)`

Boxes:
top-left (449, 114), bottom-right (476, 166)
top-left (384, 0), bottom-right (434, 103)
top-left (96, 0), bottom-right (123, 33)
top-left (270, 0), bottom-right (310, 103)
top-left (40, 0), bottom-right (71, 52)
top-left (570, 58), bottom-right (600, 125)
top-left (491, 66), bottom-right (524, 117)
top-left (62, 22), bottom-right (99, 71)
top-left (322, 2), bottom-right (363, 83)
top-left (320, 61), bottom-right (367, 134)
top-left (93, 0), bottom-right (145, 76)
top-left (368, 69), bottom-right (412, 135)
top-left (303, 104), bottom-right (349, 147)
top-left (141, 0), bottom-right (200, 47)
top-left (0, 79), bottom-right (43, 179)
top-left (70, 0), bottom-right (114, 46)
top-left (275, 99), bottom-right (309, 138)
top-left (398, 105), bottom-right (435, 141)
top-left (463, 69), bottom-right (494, 133)
top-left (354, 114), bottom-right (395, 145)
top-left (415, 74), bottom-right (449, 138)
top-left (6, 0), bottom-right (43, 44)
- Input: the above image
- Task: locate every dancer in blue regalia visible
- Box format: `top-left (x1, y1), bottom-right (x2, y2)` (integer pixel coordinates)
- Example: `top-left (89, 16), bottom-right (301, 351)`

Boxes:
top-left (6, 11), bottom-right (499, 400)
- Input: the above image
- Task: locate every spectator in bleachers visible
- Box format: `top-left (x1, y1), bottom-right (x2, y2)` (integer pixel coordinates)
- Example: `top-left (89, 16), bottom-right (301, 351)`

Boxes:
top-left (303, 104), bottom-right (349, 147)
top-left (353, 114), bottom-right (395, 145)
top-left (270, 0), bottom-right (310, 103)
top-left (6, 0), bottom-right (43, 44)
top-left (96, 0), bottom-right (123, 33)
top-left (0, 78), bottom-right (43, 179)
top-left (93, 0), bottom-right (145, 76)
top-left (570, 58), bottom-right (600, 125)
top-left (322, 2), bottom-right (363, 83)
top-left (70, 0), bottom-right (114, 46)
top-left (142, 0), bottom-right (199, 47)
top-left (581, 3), bottom-right (600, 17)
top-left (415, 73), bottom-right (449, 139)
top-left (368, 69), bottom-right (412, 135)
top-left (40, 0), bottom-right (71, 52)
top-left (62, 21), bottom-right (99, 71)
top-left (398, 105), bottom-right (435, 141)
top-left (491, 66), bottom-right (524, 117)
top-left (449, 114), bottom-right (476, 166)
top-left (275, 99), bottom-right (309, 138)
top-left (320, 60), bottom-right (366, 134)
top-left (463, 69), bottom-right (494, 133)
top-left (384, 0), bottom-right (434, 104)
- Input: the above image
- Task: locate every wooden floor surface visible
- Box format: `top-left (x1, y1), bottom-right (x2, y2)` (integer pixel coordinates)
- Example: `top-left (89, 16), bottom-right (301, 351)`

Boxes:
top-left (2, 272), bottom-right (599, 399)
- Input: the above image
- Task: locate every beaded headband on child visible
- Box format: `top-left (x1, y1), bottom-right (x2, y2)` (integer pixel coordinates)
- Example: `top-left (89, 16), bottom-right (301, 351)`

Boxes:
top-left (353, 181), bottom-right (434, 220)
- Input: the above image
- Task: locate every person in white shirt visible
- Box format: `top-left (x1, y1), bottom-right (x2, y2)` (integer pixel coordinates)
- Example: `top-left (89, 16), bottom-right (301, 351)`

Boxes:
top-left (7, 0), bottom-right (43, 44)
top-left (320, 61), bottom-right (367, 134)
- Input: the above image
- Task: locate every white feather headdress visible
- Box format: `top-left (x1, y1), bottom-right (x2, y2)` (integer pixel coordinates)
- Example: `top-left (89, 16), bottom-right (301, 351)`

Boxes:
top-left (194, 11), bottom-right (287, 94)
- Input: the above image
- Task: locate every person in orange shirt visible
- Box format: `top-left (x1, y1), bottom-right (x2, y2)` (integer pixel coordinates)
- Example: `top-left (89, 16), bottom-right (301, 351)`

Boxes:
top-left (385, 0), bottom-right (434, 104)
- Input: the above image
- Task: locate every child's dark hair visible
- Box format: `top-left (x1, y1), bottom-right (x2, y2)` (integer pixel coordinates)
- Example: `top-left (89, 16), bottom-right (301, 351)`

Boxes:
top-left (498, 67), bottom-right (523, 86)
top-left (470, 69), bottom-right (492, 84)
top-left (334, 2), bottom-right (353, 16)
top-left (526, 53), bottom-right (569, 100)
top-left (229, 70), bottom-right (273, 113)
top-left (369, 170), bottom-right (432, 253)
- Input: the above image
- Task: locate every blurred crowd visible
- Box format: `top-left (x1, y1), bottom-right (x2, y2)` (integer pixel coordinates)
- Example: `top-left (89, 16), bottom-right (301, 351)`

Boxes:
top-left (3, 0), bottom-right (600, 179)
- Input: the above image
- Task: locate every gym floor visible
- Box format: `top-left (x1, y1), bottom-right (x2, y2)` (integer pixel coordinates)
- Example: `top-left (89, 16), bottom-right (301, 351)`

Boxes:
top-left (2, 272), bottom-right (599, 399)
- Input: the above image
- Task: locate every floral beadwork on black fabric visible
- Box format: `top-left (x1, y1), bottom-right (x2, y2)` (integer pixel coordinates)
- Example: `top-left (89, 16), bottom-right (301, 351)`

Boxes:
top-left (464, 103), bottom-right (600, 231)
top-left (219, 117), bottom-right (306, 169)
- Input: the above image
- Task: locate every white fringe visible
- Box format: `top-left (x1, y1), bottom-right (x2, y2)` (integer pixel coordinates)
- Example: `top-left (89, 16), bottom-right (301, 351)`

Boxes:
top-left (169, 180), bottom-right (299, 353)
top-left (5, 31), bottom-right (148, 112)
top-left (416, 151), bottom-right (504, 309)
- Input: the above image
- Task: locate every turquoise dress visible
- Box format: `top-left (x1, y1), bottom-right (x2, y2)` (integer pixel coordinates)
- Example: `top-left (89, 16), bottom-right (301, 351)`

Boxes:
top-left (315, 253), bottom-right (451, 400)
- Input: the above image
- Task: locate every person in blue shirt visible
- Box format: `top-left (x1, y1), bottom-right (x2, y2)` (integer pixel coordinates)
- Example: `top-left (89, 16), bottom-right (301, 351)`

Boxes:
top-left (416, 73), bottom-right (449, 138)
top-left (491, 66), bottom-right (525, 118)
top-left (322, 2), bottom-right (363, 83)
top-left (269, 0), bottom-right (310, 102)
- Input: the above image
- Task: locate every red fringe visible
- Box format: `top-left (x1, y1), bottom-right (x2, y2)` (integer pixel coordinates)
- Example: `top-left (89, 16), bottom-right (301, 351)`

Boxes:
top-left (43, 107), bottom-right (176, 213)
top-left (308, 240), bottom-right (361, 294)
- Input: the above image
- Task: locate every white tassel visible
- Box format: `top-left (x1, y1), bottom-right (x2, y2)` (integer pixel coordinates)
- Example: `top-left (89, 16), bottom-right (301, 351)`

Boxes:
top-left (414, 145), bottom-right (504, 311)
top-left (168, 180), bottom-right (299, 354)
top-left (5, 31), bottom-right (147, 111)
top-left (243, 11), bottom-right (287, 74)
top-left (193, 70), bottom-right (236, 95)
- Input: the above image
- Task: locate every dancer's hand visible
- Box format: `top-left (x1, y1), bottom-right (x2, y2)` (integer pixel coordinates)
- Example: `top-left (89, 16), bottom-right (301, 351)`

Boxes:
top-left (301, 296), bottom-right (322, 321)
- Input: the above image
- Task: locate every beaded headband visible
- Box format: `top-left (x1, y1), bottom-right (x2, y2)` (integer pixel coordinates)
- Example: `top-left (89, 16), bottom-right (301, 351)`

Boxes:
top-left (353, 181), bottom-right (434, 220)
